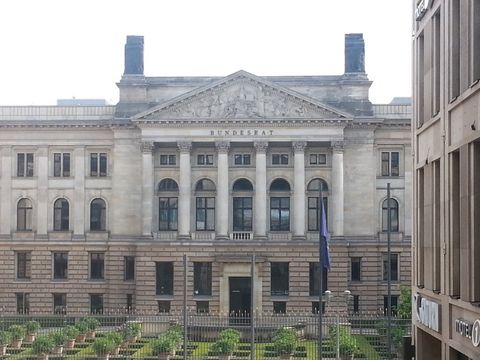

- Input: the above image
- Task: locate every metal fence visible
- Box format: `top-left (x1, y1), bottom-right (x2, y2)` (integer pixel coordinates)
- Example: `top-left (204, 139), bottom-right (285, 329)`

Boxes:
top-left (0, 311), bottom-right (411, 360)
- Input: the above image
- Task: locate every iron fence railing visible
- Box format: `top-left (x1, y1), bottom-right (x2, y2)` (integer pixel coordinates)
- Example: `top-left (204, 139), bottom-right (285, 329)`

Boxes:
top-left (0, 311), bottom-right (411, 359)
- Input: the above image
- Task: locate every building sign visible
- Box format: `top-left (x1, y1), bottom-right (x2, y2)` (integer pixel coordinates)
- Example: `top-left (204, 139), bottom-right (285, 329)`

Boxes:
top-left (210, 129), bottom-right (274, 137)
top-left (455, 318), bottom-right (480, 347)
top-left (414, 293), bottom-right (440, 332)
top-left (415, 0), bottom-right (432, 20)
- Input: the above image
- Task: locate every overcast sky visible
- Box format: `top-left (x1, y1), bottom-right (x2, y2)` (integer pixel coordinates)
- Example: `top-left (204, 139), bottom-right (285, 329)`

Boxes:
top-left (0, 0), bottom-right (412, 106)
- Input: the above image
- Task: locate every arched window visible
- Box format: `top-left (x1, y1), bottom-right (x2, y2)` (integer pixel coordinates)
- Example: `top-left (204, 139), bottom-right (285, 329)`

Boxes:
top-left (232, 179), bottom-right (253, 231)
top-left (158, 178), bottom-right (179, 192)
top-left (270, 178), bottom-right (291, 231)
top-left (158, 179), bottom-right (179, 231)
top-left (307, 178), bottom-right (329, 231)
top-left (90, 198), bottom-right (106, 231)
top-left (54, 198), bottom-right (69, 231)
top-left (382, 198), bottom-right (399, 232)
top-left (17, 198), bottom-right (33, 231)
top-left (195, 179), bottom-right (216, 231)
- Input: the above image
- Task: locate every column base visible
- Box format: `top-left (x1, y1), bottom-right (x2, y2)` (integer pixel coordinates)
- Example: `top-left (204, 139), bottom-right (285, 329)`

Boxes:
top-left (254, 234), bottom-right (268, 241)
top-left (292, 235), bottom-right (306, 241)
top-left (215, 235), bottom-right (230, 241)
top-left (177, 234), bottom-right (191, 240)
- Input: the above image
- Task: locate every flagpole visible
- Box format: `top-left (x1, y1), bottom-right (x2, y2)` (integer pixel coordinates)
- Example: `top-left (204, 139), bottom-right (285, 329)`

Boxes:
top-left (318, 185), bottom-right (323, 360)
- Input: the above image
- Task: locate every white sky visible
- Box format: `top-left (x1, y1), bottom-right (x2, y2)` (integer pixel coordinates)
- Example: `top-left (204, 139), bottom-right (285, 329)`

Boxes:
top-left (0, 0), bottom-right (412, 106)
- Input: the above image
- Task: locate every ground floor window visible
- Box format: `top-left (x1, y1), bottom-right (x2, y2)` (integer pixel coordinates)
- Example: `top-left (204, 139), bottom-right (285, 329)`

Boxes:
top-left (16, 293), bottom-right (29, 314)
top-left (53, 293), bottom-right (67, 314)
top-left (158, 301), bottom-right (171, 313)
top-left (273, 301), bottom-right (286, 314)
top-left (383, 295), bottom-right (398, 315)
top-left (309, 262), bottom-right (328, 296)
top-left (90, 294), bottom-right (103, 314)
top-left (196, 301), bottom-right (209, 314)
top-left (311, 301), bottom-right (326, 314)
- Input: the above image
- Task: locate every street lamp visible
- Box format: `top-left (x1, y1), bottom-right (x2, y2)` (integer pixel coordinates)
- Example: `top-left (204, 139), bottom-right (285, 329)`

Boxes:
top-left (324, 290), bottom-right (353, 360)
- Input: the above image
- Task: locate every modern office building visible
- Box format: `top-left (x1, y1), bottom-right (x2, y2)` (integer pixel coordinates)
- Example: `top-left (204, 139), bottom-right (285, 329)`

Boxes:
top-left (0, 34), bottom-right (411, 316)
top-left (413, 0), bottom-right (480, 359)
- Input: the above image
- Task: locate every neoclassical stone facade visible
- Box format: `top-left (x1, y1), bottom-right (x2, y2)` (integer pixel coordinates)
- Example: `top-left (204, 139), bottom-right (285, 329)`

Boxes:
top-left (0, 34), bottom-right (411, 315)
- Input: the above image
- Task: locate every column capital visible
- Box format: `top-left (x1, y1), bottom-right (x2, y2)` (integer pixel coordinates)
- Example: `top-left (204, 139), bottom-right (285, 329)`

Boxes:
top-left (254, 141), bottom-right (269, 153)
top-left (177, 141), bottom-right (192, 153)
top-left (141, 141), bottom-right (154, 153)
top-left (215, 141), bottom-right (230, 153)
top-left (332, 140), bottom-right (344, 152)
top-left (292, 141), bottom-right (307, 153)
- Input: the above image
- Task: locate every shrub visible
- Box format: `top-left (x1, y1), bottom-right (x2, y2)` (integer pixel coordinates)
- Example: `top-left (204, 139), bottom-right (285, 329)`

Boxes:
top-left (165, 329), bottom-right (182, 349)
top-left (337, 326), bottom-right (358, 356)
top-left (0, 331), bottom-right (11, 346)
top-left (75, 320), bottom-right (88, 334)
top-left (50, 331), bottom-right (67, 346)
top-left (92, 338), bottom-right (116, 355)
top-left (32, 336), bottom-right (54, 354)
top-left (25, 321), bottom-right (41, 335)
top-left (105, 332), bottom-right (123, 346)
top-left (64, 325), bottom-right (79, 340)
top-left (151, 335), bottom-right (176, 355)
top-left (273, 327), bottom-right (297, 355)
top-left (123, 322), bottom-right (142, 338)
top-left (219, 329), bottom-right (241, 342)
top-left (212, 328), bottom-right (241, 355)
top-left (84, 317), bottom-right (101, 331)
top-left (8, 325), bottom-right (26, 340)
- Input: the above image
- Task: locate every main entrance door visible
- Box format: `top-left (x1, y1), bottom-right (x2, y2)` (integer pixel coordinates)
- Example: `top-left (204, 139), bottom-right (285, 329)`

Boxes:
top-left (229, 277), bottom-right (251, 324)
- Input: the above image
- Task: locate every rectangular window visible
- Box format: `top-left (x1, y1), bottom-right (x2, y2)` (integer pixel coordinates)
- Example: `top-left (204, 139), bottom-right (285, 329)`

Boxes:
top-left (16, 293), bottom-right (29, 314)
top-left (273, 301), bottom-right (286, 314)
top-left (53, 252), bottom-right (68, 279)
top-left (382, 253), bottom-right (399, 282)
top-left (53, 153), bottom-right (71, 177)
top-left (17, 153), bottom-right (34, 177)
top-left (311, 301), bottom-right (325, 315)
top-left (381, 151), bottom-right (400, 176)
top-left (196, 197), bottom-right (215, 231)
top-left (90, 252), bottom-right (105, 280)
top-left (124, 256), bottom-right (135, 281)
top-left (270, 197), bottom-right (290, 231)
top-left (234, 154), bottom-right (251, 165)
top-left (158, 300), bottom-right (171, 313)
top-left (53, 293), bottom-right (67, 314)
top-left (383, 295), bottom-right (399, 316)
top-left (197, 154), bottom-right (213, 166)
top-left (159, 197), bottom-right (178, 231)
top-left (272, 153), bottom-right (289, 165)
top-left (90, 294), bottom-right (104, 314)
top-left (90, 153), bottom-right (107, 176)
top-left (307, 197), bottom-right (328, 231)
top-left (156, 262), bottom-right (174, 295)
top-left (309, 262), bottom-right (328, 296)
top-left (233, 197), bottom-right (252, 231)
top-left (353, 295), bottom-right (360, 313)
top-left (271, 262), bottom-right (289, 296)
top-left (160, 154), bottom-right (176, 165)
top-left (309, 154), bottom-right (327, 165)
top-left (196, 301), bottom-right (209, 314)
top-left (351, 257), bottom-right (361, 282)
top-left (16, 252), bottom-right (31, 279)
top-left (194, 262), bottom-right (212, 296)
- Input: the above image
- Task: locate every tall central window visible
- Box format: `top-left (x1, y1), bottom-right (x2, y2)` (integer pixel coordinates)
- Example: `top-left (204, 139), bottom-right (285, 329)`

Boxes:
top-left (90, 198), bottom-right (106, 231)
top-left (269, 179), bottom-right (291, 231)
top-left (156, 262), bottom-right (174, 295)
top-left (195, 179), bottom-right (216, 231)
top-left (307, 178), bottom-right (329, 231)
top-left (232, 178), bottom-right (253, 231)
top-left (158, 179), bottom-right (179, 231)
top-left (54, 198), bottom-right (69, 231)
top-left (17, 198), bottom-right (33, 231)
top-left (194, 262), bottom-right (212, 296)
top-left (382, 198), bottom-right (399, 232)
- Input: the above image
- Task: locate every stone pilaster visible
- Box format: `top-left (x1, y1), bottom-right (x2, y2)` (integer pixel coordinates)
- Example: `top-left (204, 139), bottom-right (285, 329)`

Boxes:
top-left (0, 147), bottom-right (12, 234)
top-left (331, 141), bottom-right (344, 236)
top-left (177, 141), bottom-right (192, 239)
top-left (141, 141), bottom-right (154, 236)
top-left (292, 141), bottom-right (307, 239)
top-left (215, 141), bottom-right (230, 239)
top-left (254, 141), bottom-right (268, 239)
top-left (36, 147), bottom-right (48, 236)
top-left (73, 147), bottom-right (85, 237)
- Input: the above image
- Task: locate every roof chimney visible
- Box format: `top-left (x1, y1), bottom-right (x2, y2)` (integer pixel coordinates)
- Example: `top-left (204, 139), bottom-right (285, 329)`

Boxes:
top-left (344, 33), bottom-right (365, 74)
top-left (124, 35), bottom-right (144, 75)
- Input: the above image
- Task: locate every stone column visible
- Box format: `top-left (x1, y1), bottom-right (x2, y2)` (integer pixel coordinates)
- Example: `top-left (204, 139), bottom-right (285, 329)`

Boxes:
top-left (292, 141), bottom-right (307, 239)
top-left (36, 147), bottom-right (48, 236)
top-left (177, 141), bottom-right (192, 239)
top-left (73, 147), bottom-right (85, 237)
top-left (331, 141), bottom-right (344, 236)
top-left (254, 141), bottom-right (268, 239)
top-left (0, 147), bottom-right (12, 234)
top-left (216, 141), bottom-right (230, 239)
top-left (142, 141), bottom-right (154, 236)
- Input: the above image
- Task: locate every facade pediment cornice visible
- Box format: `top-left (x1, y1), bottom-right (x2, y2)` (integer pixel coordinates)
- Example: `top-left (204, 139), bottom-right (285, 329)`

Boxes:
top-left (132, 70), bottom-right (354, 124)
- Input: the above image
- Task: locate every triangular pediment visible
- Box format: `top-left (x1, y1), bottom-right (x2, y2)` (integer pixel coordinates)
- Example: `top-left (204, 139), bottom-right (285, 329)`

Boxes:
top-left (132, 70), bottom-right (352, 123)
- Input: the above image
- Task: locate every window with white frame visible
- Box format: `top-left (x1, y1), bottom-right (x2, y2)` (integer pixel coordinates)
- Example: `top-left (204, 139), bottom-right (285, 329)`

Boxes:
top-left (197, 154), bottom-right (213, 166)
top-left (234, 154), bottom-right (251, 165)
top-left (53, 153), bottom-right (70, 177)
top-left (90, 152), bottom-right (108, 177)
top-left (17, 153), bottom-right (34, 177)
top-left (160, 154), bottom-right (176, 166)
top-left (309, 153), bottom-right (327, 165)
top-left (381, 151), bottom-right (400, 176)
top-left (272, 153), bottom-right (289, 165)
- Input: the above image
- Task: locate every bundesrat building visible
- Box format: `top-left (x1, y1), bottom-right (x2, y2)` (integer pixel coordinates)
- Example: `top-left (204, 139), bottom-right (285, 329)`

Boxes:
top-left (0, 34), bottom-right (411, 315)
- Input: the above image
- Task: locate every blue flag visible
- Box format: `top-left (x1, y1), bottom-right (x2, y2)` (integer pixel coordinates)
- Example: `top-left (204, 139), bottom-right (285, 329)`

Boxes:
top-left (320, 197), bottom-right (331, 271)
